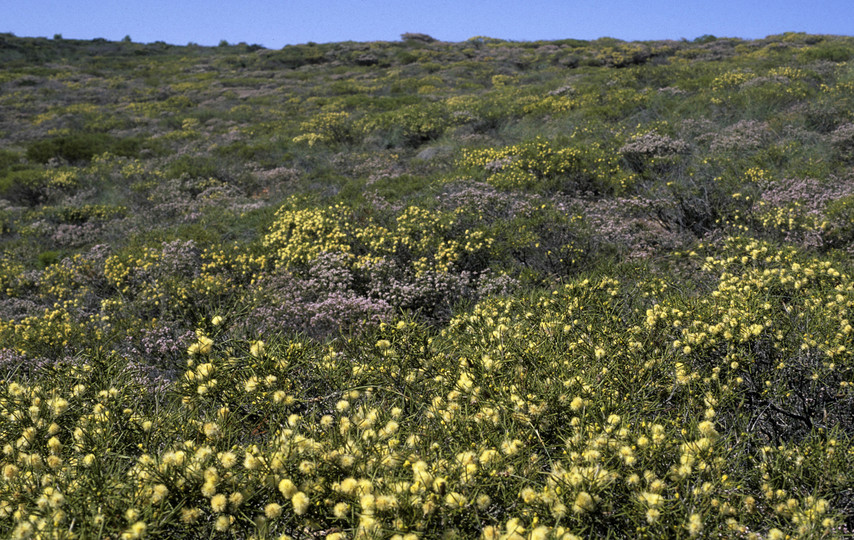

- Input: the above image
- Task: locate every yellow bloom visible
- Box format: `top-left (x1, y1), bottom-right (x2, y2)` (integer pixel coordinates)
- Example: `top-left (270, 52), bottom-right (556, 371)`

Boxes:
top-left (292, 492), bottom-right (309, 515)
top-left (520, 487), bottom-right (538, 504)
top-left (687, 513), bottom-right (703, 537)
top-left (121, 521), bottom-right (146, 540)
top-left (244, 452), bottom-right (261, 470)
top-left (203, 422), bottom-right (220, 439)
top-left (504, 517), bottom-right (526, 540)
top-left (219, 451), bottom-right (237, 469)
top-left (265, 502), bottom-right (283, 519)
top-left (530, 526), bottom-right (550, 540)
top-left (333, 502), bottom-right (349, 519)
top-left (572, 491), bottom-right (595, 514)
top-left (444, 492), bottom-right (467, 509)
top-left (279, 478), bottom-right (297, 498)
top-left (639, 492), bottom-right (663, 507)
top-left (49, 397), bottom-right (69, 417)
top-left (151, 484), bottom-right (169, 504)
top-left (211, 494), bottom-right (227, 513)
top-left (180, 508), bottom-right (201, 524)
top-left (482, 526), bottom-right (499, 540)
top-left (214, 515), bottom-right (232, 532)
top-left (250, 340), bottom-right (265, 358)
top-left (198, 336), bottom-right (213, 355)
top-left (375, 495), bottom-right (398, 511)
top-left (201, 481), bottom-right (217, 498)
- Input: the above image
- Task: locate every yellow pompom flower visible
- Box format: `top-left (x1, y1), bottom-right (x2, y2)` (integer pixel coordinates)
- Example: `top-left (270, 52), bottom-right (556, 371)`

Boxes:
top-left (210, 494), bottom-right (227, 513)
top-left (180, 508), bottom-right (201, 524)
top-left (265, 503), bottom-right (283, 519)
top-left (767, 528), bottom-right (785, 540)
top-left (219, 451), bottom-right (237, 469)
top-left (572, 491), bottom-right (595, 514)
top-left (444, 492), bottom-right (467, 509)
top-left (292, 492), bottom-right (309, 515)
top-left (520, 487), bottom-right (538, 504)
top-left (279, 478), bottom-right (297, 498)
top-left (687, 513), bottom-right (703, 537)
top-left (214, 515), bottom-right (232, 532)
top-left (504, 517), bottom-right (526, 540)
top-left (121, 521), bottom-right (147, 540)
top-left (203, 422), bottom-right (220, 439)
top-left (530, 526), bottom-right (550, 540)
top-left (698, 420), bottom-right (719, 439)
top-left (151, 484), bottom-right (169, 504)
top-left (333, 502), bottom-right (350, 519)
top-left (198, 336), bottom-right (213, 355)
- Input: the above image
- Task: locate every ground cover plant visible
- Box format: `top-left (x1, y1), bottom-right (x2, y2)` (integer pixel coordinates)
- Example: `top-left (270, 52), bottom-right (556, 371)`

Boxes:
top-left (0, 31), bottom-right (852, 538)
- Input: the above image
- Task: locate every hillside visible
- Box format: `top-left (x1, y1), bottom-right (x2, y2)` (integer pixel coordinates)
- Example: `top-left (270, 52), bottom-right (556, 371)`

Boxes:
top-left (0, 32), bottom-right (852, 538)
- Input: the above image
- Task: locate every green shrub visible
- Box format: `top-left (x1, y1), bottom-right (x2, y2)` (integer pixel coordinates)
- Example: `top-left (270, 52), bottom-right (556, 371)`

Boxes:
top-left (25, 133), bottom-right (144, 164)
top-left (800, 42), bottom-right (853, 62)
top-left (0, 148), bottom-right (20, 172)
top-left (0, 168), bottom-right (51, 205)
top-left (37, 249), bottom-right (62, 267)
top-left (39, 204), bottom-right (127, 225)
top-left (824, 194), bottom-right (854, 250)
top-left (165, 155), bottom-right (222, 180)
top-left (362, 102), bottom-right (452, 147)
top-left (292, 112), bottom-right (359, 147)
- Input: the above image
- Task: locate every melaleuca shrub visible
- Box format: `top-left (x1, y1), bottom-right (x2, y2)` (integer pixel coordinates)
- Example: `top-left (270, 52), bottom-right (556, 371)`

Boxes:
top-left (830, 122), bottom-right (854, 163)
top-left (619, 132), bottom-right (690, 174)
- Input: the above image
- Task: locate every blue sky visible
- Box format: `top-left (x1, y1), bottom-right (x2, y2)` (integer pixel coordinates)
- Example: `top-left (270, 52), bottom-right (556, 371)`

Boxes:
top-left (4, 0), bottom-right (853, 47)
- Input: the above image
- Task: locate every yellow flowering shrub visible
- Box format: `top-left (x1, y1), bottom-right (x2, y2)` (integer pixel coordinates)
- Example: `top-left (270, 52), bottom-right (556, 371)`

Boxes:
top-left (293, 111), bottom-right (358, 146)
top-left (263, 198), bottom-right (496, 277)
top-left (459, 137), bottom-right (633, 194)
top-left (262, 201), bottom-right (354, 267)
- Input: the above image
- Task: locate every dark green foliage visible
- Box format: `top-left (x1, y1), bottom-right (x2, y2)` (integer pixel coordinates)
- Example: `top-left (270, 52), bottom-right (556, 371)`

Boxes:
top-left (824, 194), bottom-right (854, 249)
top-left (25, 133), bottom-right (144, 164)
top-left (801, 41), bottom-right (854, 62)
top-left (37, 250), bottom-right (62, 267)
top-left (0, 149), bottom-right (20, 172)
top-left (165, 154), bottom-right (222, 180)
top-left (0, 168), bottom-right (52, 205)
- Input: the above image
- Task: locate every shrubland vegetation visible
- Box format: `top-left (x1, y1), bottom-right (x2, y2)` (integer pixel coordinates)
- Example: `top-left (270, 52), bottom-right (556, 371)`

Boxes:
top-left (0, 30), bottom-right (853, 538)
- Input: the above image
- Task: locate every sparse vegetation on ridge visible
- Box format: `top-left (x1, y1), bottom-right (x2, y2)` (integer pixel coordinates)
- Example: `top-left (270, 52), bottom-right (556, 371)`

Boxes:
top-left (0, 31), bottom-right (852, 538)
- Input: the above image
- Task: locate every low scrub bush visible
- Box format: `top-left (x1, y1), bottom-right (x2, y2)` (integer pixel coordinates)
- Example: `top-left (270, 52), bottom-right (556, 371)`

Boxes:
top-left (459, 137), bottom-right (633, 195)
top-left (619, 131), bottom-right (690, 174)
top-left (830, 123), bottom-right (854, 162)
top-left (25, 133), bottom-right (144, 164)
